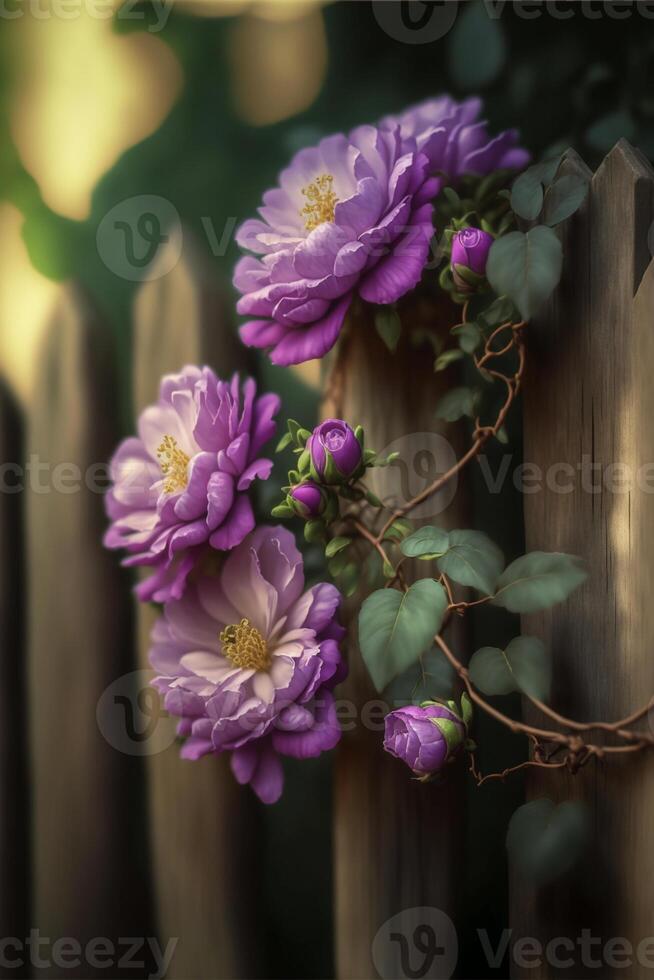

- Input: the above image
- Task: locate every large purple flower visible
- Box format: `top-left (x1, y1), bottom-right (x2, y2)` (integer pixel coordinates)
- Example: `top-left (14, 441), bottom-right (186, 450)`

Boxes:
top-left (104, 366), bottom-right (279, 604)
top-left (381, 96), bottom-right (530, 194)
top-left (150, 525), bottom-right (346, 804)
top-left (234, 125), bottom-right (438, 366)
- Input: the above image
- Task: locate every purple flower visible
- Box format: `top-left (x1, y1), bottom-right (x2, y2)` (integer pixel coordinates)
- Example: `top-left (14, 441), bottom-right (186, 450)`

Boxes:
top-left (451, 227), bottom-right (494, 276)
top-left (234, 125), bottom-right (438, 366)
top-left (289, 481), bottom-right (326, 519)
top-left (104, 366), bottom-right (279, 604)
top-left (381, 96), bottom-right (530, 194)
top-left (308, 418), bottom-right (362, 483)
top-left (383, 703), bottom-right (465, 776)
top-left (150, 525), bottom-right (347, 804)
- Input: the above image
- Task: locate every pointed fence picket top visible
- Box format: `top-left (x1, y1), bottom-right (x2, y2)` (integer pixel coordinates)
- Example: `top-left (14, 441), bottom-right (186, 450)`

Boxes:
top-left (131, 229), bottom-right (262, 980)
top-left (513, 141), bottom-right (654, 976)
top-left (0, 380), bottom-right (28, 978)
top-left (26, 283), bottom-right (150, 976)
top-left (322, 301), bottom-right (469, 979)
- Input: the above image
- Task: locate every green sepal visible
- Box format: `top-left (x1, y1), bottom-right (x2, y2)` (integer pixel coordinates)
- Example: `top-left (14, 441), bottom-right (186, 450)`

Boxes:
top-left (287, 419), bottom-right (301, 445)
top-left (271, 503), bottom-right (294, 519)
top-left (288, 469), bottom-right (300, 484)
top-left (276, 432), bottom-right (293, 453)
top-left (461, 692), bottom-right (473, 730)
top-left (363, 449), bottom-right (377, 465)
top-left (297, 448), bottom-right (310, 473)
top-left (431, 717), bottom-right (465, 755)
top-left (297, 428), bottom-right (312, 444)
top-left (354, 425), bottom-right (364, 447)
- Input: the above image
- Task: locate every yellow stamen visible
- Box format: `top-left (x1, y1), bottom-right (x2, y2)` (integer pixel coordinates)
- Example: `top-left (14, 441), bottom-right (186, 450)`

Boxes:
top-left (156, 434), bottom-right (190, 494)
top-left (301, 173), bottom-right (338, 231)
top-left (220, 618), bottom-right (270, 671)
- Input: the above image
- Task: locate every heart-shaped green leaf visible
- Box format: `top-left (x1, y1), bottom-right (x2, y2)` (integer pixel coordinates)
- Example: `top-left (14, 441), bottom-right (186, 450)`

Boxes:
top-left (492, 552), bottom-right (586, 613)
top-left (469, 636), bottom-right (551, 701)
top-left (359, 580), bottom-right (448, 692)
top-left (487, 226), bottom-right (563, 320)
top-left (437, 529), bottom-right (505, 595)
top-left (507, 799), bottom-right (589, 885)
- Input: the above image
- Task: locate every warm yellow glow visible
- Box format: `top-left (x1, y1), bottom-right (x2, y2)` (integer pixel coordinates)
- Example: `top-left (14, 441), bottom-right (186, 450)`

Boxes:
top-left (0, 205), bottom-right (61, 405)
top-left (173, 0), bottom-right (252, 14)
top-left (9, 7), bottom-right (183, 220)
top-left (289, 359), bottom-right (321, 390)
top-left (229, 7), bottom-right (327, 125)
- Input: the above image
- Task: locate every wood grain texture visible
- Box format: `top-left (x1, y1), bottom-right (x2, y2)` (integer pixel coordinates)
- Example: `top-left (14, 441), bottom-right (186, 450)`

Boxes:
top-left (324, 300), bottom-right (468, 980)
top-left (132, 232), bottom-right (263, 980)
top-left (27, 284), bottom-right (149, 975)
top-left (513, 142), bottom-right (654, 977)
top-left (0, 381), bottom-right (28, 978)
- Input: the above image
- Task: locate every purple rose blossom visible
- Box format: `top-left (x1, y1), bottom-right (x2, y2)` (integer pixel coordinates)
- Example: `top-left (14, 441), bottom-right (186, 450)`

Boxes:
top-left (150, 525), bottom-right (346, 804)
top-left (308, 418), bottom-right (362, 483)
top-left (451, 227), bottom-right (494, 277)
top-left (289, 481), bottom-right (326, 518)
top-left (381, 96), bottom-right (530, 195)
top-left (104, 366), bottom-right (279, 604)
top-left (383, 703), bottom-right (465, 776)
top-left (234, 125), bottom-right (439, 366)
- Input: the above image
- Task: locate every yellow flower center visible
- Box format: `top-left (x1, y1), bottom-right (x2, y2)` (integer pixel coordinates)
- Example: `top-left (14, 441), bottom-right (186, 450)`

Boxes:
top-left (301, 173), bottom-right (338, 232)
top-left (220, 618), bottom-right (270, 671)
top-left (157, 434), bottom-right (190, 494)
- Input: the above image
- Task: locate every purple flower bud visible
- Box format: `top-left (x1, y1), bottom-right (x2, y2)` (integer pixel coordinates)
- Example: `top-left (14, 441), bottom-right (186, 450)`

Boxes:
top-left (383, 703), bottom-right (465, 776)
top-left (289, 481), bottom-right (326, 519)
top-left (308, 419), bottom-right (362, 484)
top-left (451, 227), bottom-right (494, 284)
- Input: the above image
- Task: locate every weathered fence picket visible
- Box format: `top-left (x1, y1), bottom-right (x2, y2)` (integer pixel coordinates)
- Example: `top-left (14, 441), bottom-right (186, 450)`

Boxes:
top-left (26, 284), bottom-right (149, 976)
top-left (0, 380), bottom-right (27, 979)
top-left (514, 141), bottom-right (654, 977)
top-left (131, 231), bottom-right (263, 980)
top-left (322, 301), bottom-right (469, 979)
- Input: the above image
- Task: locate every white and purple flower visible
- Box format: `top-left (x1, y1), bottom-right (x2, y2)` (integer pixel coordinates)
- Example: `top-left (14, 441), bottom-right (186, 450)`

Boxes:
top-left (234, 125), bottom-right (438, 366)
top-left (234, 96), bottom-right (528, 367)
top-left (149, 525), bottom-right (346, 804)
top-left (104, 366), bottom-right (279, 604)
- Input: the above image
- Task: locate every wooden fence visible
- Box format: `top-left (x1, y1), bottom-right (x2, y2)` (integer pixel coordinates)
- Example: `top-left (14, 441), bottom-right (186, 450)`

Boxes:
top-left (0, 141), bottom-right (653, 979)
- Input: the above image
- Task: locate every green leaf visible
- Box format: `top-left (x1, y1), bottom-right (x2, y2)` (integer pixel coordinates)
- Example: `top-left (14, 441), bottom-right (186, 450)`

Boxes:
top-left (492, 551), bottom-right (587, 613)
top-left (304, 519), bottom-right (325, 544)
top-left (374, 307), bottom-right (402, 352)
top-left (359, 580), bottom-right (448, 692)
top-left (328, 551), bottom-right (349, 577)
top-left (401, 526), bottom-right (450, 559)
top-left (435, 386), bottom-right (478, 422)
top-left (287, 419), bottom-right (301, 445)
top-left (325, 536), bottom-right (351, 558)
top-left (487, 226), bottom-right (563, 320)
top-left (507, 799), bottom-right (589, 885)
top-left (452, 321), bottom-right (482, 353)
top-left (461, 692), bottom-right (473, 729)
top-left (469, 636), bottom-right (551, 701)
top-left (511, 168), bottom-right (544, 221)
top-left (542, 174), bottom-right (589, 226)
top-left (586, 109), bottom-right (635, 153)
top-left (384, 645), bottom-right (455, 705)
top-left (341, 563), bottom-right (360, 598)
top-left (437, 529), bottom-right (504, 595)
top-left (434, 348), bottom-right (465, 372)
top-left (448, 0), bottom-right (507, 90)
